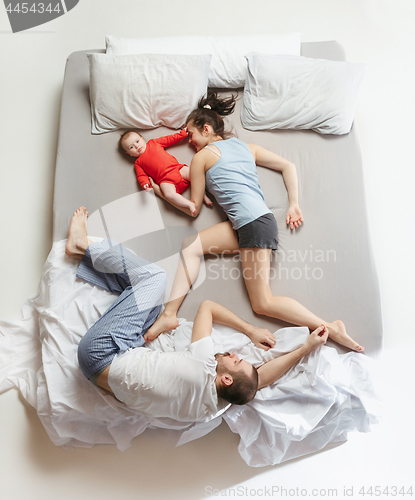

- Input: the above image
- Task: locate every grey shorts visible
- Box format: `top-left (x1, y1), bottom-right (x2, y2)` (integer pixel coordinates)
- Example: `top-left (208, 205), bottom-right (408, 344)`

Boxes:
top-left (236, 213), bottom-right (278, 250)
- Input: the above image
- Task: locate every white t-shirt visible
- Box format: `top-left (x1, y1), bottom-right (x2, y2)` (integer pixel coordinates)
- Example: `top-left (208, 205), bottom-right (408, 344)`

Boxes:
top-left (108, 337), bottom-right (220, 422)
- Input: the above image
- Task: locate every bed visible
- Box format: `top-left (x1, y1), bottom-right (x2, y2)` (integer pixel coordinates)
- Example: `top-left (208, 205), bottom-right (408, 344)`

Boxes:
top-left (0, 37), bottom-right (382, 466)
top-left (53, 40), bottom-right (382, 350)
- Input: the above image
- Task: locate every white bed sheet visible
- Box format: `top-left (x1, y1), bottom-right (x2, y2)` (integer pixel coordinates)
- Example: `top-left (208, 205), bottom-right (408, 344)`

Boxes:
top-left (0, 240), bottom-right (381, 466)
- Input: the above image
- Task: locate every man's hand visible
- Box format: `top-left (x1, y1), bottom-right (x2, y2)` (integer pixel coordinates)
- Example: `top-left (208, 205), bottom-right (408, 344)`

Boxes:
top-left (257, 324), bottom-right (328, 390)
top-left (286, 204), bottom-right (303, 230)
top-left (250, 327), bottom-right (276, 350)
top-left (304, 325), bottom-right (328, 352)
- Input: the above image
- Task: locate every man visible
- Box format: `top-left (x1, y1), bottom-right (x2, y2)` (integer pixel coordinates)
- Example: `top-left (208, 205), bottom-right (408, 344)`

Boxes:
top-left (66, 207), bottom-right (328, 423)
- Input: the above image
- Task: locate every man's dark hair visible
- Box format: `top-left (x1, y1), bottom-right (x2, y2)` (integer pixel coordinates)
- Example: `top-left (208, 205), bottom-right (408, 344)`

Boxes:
top-left (217, 365), bottom-right (258, 405)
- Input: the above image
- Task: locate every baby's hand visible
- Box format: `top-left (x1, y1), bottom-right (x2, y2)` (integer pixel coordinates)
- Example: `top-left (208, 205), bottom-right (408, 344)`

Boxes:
top-left (143, 184), bottom-right (153, 192)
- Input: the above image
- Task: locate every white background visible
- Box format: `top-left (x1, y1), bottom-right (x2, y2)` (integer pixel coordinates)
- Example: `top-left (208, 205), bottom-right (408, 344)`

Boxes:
top-left (1, 1), bottom-right (414, 499)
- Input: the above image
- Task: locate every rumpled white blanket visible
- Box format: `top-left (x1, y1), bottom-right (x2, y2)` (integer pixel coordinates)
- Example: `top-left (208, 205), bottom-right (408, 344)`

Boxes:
top-left (0, 240), bottom-right (381, 466)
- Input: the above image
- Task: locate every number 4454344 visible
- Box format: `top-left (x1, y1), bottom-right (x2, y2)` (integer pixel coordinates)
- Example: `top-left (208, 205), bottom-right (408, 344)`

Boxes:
top-left (5, 3), bottom-right (62, 14)
top-left (359, 486), bottom-right (413, 496)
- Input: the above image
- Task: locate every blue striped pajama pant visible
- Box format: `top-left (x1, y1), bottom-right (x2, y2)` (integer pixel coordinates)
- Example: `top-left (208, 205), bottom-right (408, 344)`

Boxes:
top-left (77, 239), bottom-right (167, 381)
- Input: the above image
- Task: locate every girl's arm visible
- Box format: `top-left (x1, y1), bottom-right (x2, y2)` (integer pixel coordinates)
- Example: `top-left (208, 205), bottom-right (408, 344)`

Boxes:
top-left (189, 150), bottom-right (209, 217)
top-left (248, 143), bottom-right (303, 229)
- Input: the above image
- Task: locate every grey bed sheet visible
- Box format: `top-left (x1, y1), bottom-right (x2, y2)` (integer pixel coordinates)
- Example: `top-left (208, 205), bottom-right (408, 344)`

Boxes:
top-left (53, 41), bottom-right (383, 354)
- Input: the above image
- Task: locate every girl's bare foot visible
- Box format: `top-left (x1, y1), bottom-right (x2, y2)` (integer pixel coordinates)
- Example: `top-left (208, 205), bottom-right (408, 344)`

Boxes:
top-left (65, 206), bottom-right (91, 258)
top-left (143, 310), bottom-right (179, 342)
top-left (327, 320), bottom-right (364, 352)
top-left (203, 193), bottom-right (213, 207)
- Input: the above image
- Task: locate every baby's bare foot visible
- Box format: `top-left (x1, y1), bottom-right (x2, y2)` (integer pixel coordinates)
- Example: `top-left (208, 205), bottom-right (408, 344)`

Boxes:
top-left (327, 320), bottom-right (364, 352)
top-left (65, 206), bottom-right (91, 258)
top-left (203, 194), bottom-right (213, 207)
top-left (189, 201), bottom-right (197, 217)
top-left (144, 311), bottom-right (179, 342)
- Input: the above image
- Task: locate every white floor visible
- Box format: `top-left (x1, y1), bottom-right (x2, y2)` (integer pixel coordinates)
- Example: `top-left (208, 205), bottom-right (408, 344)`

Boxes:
top-left (1, 1), bottom-right (414, 499)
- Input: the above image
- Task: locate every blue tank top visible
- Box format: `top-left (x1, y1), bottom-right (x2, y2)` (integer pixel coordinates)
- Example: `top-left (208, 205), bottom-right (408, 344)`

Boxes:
top-left (205, 137), bottom-right (271, 229)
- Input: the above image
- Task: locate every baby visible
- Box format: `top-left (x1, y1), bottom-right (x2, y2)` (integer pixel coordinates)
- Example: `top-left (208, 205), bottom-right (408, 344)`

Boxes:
top-left (119, 129), bottom-right (212, 215)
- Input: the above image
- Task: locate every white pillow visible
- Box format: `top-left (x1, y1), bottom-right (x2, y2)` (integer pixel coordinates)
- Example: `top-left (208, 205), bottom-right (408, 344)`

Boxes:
top-left (88, 53), bottom-right (211, 134)
top-left (241, 53), bottom-right (366, 135)
top-left (105, 33), bottom-right (302, 88)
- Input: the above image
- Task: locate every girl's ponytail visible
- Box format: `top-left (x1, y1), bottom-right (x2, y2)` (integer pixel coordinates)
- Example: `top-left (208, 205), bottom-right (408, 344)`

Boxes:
top-left (186, 91), bottom-right (237, 139)
top-left (198, 91), bottom-right (236, 116)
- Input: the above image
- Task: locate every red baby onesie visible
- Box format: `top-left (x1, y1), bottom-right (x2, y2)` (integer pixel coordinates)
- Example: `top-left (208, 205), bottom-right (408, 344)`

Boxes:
top-left (134, 129), bottom-right (189, 194)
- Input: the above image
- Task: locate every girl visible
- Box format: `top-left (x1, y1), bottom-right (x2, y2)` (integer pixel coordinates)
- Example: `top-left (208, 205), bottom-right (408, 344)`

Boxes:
top-left (144, 92), bottom-right (363, 352)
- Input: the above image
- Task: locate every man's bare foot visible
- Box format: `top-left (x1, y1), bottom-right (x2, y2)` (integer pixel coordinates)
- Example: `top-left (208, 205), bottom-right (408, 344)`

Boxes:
top-left (203, 193), bottom-right (213, 207)
top-left (143, 311), bottom-right (179, 342)
top-left (65, 206), bottom-right (91, 259)
top-left (327, 320), bottom-right (364, 352)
